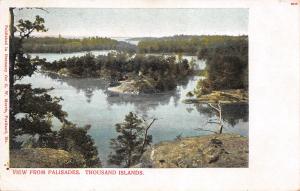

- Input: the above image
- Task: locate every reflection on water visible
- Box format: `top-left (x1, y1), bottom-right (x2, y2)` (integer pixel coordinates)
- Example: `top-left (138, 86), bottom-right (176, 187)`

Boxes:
top-left (45, 71), bottom-right (186, 113)
top-left (106, 91), bottom-right (181, 116)
top-left (195, 103), bottom-right (248, 127)
top-left (20, 72), bottom-right (248, 166)
top-left (45, 72), bottom-right (108, 103)
top-left (20, 51), bottom-right (248, 167)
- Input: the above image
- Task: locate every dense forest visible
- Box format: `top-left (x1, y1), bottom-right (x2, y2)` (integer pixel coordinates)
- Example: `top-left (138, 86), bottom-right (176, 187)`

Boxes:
top-left (195, 36), bottom-right (248, 95)
top-left (135, 35), bottom-right (248, 95)
top-left (137, 35), bottom-right (247, 54)
top-left (40, 52), bottom-right (193, 92)
top-left (22, 36), bottom-right (137, 53)
top-left (22, 35), bottom-right (247, 56)
top-left (30, 34), bottom-right (248, 94)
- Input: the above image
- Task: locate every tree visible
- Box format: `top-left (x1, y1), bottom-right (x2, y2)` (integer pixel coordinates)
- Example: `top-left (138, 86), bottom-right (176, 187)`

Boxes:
top-left (10, 8), bottom-right (47, 86)
top-left (10, 84), bottom-right (67, 148)
top-left (57, 124), bottom-right (101, 167)
top-left (195, 37), bottom-right (248, 95)
top-left (195, 101), bottom-right (224, 134)
top-left (9, 9), bottom-right (101, 167)
top-left (208, 102), bottom-right (224, 134)
top-left (108, 112), bottom-right (155, 167)
top-left (9, 8), bottom-right (59, 148)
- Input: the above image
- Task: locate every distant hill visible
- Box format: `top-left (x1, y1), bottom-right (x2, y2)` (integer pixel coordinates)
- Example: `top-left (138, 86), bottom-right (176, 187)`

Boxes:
top-left (137, 35), bottom-right (248, 54)
top-left (22, 36), bottom-right (137, 53)
top-left (129, 34), bottom-right (244, 41)
top-left (126, 37), bottom-right (157, 41)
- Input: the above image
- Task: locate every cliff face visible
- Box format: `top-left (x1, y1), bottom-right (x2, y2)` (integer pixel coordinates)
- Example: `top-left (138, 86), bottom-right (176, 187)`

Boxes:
top-left (137, 134), bottom-right (248, 168)
top-left (10, 148), bottom-right (86, 168)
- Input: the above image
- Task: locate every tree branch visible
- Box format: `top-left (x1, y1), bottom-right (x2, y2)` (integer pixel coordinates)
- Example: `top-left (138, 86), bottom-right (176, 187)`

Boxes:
top-left (207, 101), bottom-right (224, 134)
top-left (207, 121), bottom-right (220, 124)
top-left (208, 103), bottom-right (221, 112)
top-left (18, 7), bottom-right (49, 13)
top-left (140, 118), bottom-right (157, 153)
top-left (36, 8), bottom-right (49, 13)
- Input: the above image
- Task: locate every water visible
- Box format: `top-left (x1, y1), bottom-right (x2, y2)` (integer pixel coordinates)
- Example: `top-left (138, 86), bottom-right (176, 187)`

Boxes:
top-left (29, 50), bottom-right (115, 62)
top-left (29, 49), bottom-right (207, 71)
top-left (111, 37), bottom-right (140, 45)
top-left (19, 51), bottom-right (249, 167)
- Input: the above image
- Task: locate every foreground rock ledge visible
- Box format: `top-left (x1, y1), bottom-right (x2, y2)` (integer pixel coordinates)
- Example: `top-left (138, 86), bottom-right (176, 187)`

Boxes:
top-left (136, 134), bottom-right (248, 168)
top-left (10, 148), bottom-right (86, 168)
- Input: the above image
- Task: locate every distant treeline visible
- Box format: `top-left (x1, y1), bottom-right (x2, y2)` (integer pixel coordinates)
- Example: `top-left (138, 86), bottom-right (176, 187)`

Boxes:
top-left (22, 36), bottom-right (137, 53)
top-left (40, 53), bottom-right (193, 92)
top-left (22, 35), bottom-right (248, 55)
top-left (195, 36), bottom-right (248, 94)
top-left (137, 35), bottom-right (248, 54)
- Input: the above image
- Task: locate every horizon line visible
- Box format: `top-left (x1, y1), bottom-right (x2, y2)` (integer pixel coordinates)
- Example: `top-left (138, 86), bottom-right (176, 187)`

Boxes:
top-left (30, 33), bottom-right (248, 39)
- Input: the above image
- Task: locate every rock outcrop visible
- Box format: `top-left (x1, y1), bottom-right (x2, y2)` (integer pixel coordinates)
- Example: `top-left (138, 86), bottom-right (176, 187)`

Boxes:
top-left (10, 148), bottom-right (86, 168)
top-left (107, 79), bottom-right (157, 95)
top-left (184, 89), bottom-right (248, 104)
top-left (137, 134), bottom-right (248, 168)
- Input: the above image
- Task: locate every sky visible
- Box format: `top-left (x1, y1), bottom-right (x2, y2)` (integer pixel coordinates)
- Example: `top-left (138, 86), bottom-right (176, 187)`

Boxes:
top-left (14, 8), bottom-right (248, 38)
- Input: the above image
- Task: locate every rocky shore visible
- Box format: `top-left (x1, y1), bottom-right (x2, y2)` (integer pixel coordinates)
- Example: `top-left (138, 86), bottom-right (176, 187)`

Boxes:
top-left (135, 134), bottom-right (248, 168)
top-left (184, 89), bottom-right (248, 104)
top-left (107, 79), bottom-right (157, 95)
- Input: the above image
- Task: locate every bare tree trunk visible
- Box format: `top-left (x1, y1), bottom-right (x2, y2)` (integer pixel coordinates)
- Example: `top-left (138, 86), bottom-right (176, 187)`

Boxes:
top-left (208, 102), bottom-right (223, 134)
top-left (140, 118), bottom-right (156, 154)
top-left (9, 8), bottom-right (15, 87)
top-left (9, 8), bottom-right (15, 143)
top-left (127, 151), bottom-right (132, 167)
top-left (217, 102), bottom-right (223, 134)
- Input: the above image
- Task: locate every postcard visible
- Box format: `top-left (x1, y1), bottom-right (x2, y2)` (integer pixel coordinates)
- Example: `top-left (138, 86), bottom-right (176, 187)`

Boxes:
top-left (0, 0), bottom-right (299, 190)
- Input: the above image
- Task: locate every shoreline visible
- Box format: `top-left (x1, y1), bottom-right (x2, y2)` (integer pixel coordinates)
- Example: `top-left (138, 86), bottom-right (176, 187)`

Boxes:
top-left (40, 70), bottom-right (249, 105)
top-left (183, 89), bottom-right (248, 104)
top-left (107, 80), bottom-right (141, 95)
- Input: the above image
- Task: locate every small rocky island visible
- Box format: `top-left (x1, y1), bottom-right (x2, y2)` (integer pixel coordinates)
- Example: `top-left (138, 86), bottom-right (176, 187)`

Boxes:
top-left (107, 79), bottom-right (157, 95)
top-left (40, 53), bottom-right (193, 95)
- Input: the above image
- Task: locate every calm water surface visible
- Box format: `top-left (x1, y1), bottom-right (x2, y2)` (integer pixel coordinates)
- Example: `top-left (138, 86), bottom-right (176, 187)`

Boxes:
top-left (29, 50), bottom-right (115, 62)
top-left (20, 51), bottom-right (248, 166)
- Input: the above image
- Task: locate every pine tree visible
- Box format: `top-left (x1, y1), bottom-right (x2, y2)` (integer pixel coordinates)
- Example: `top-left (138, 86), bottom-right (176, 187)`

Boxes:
top-left (9, 8), bottom-right (101, 167)
top-left (108, 112), bottom-right (154, 167)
